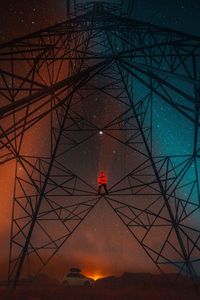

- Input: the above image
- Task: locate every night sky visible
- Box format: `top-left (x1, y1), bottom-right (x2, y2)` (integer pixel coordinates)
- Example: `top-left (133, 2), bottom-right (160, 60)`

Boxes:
top-left (1, 0), bottom-right (200, 44)
top-left (0, 0), bottom-right (200, 281)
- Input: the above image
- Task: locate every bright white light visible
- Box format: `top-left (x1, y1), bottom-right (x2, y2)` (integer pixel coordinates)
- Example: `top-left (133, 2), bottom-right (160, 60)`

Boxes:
top-left (99, 131), bottom-right (103, 135)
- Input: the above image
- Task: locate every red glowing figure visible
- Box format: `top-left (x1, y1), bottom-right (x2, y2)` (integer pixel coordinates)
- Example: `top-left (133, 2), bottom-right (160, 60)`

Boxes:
top-left (98, 171), bottom-right (108, 195)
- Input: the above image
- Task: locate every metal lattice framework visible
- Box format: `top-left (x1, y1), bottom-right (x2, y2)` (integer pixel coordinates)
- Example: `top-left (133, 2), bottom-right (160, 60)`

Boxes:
top-left (1, 0), bottom-right (200, 287)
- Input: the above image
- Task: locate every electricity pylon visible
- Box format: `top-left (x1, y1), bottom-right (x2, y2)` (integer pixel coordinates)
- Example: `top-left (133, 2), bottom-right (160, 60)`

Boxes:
top-left (0, 0), bottom-right (200, 288)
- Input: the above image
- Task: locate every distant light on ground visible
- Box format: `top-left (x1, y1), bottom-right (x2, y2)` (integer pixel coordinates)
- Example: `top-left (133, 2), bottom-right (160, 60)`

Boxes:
top-left (91, 274), bottom-right (104, 281)
top-left (85, 272), bottom-right (106, 281)
top-left (99, 131), bottom-right (103, 135)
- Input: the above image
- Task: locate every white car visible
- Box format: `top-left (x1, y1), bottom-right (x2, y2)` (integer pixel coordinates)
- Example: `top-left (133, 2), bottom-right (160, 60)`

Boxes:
top-left (62, 271), bottom-right (95, 286)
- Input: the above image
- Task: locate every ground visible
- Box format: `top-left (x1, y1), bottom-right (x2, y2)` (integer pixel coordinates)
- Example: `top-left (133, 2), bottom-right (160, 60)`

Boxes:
top-left (1, 272), bottom-right (200, 300)
top-left (0, 285), bottom-right (199, 300)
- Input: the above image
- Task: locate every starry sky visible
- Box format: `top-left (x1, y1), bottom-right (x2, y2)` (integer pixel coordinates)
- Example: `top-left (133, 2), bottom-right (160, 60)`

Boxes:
top-left (1, 0), bottom-right (200, 44)
top-left (0, 0), bottom-right (200, 281)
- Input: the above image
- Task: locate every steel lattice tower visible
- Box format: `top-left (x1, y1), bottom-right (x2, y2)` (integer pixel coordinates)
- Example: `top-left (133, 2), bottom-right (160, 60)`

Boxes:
top-left (1, 0), bottom-right (200, 288)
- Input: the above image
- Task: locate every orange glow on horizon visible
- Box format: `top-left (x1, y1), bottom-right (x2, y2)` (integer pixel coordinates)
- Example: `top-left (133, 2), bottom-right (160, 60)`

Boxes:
top-left (84, 271), bottom-right (108, 281)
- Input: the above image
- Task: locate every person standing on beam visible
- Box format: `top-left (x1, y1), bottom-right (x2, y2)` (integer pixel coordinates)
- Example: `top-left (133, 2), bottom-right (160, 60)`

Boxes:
top-left (98, 171), bottom-right (109, 195)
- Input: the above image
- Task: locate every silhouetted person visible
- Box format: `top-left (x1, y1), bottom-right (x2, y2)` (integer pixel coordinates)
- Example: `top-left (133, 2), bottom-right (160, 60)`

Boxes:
top-left (98, 171), bottom-right (108, 194)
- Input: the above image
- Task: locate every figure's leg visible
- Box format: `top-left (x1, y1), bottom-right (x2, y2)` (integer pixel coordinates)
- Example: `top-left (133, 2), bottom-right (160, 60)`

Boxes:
top-left (103, 184), bottom-right (109, 195)
top-left (98, 185), bottom-right (102, 194)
